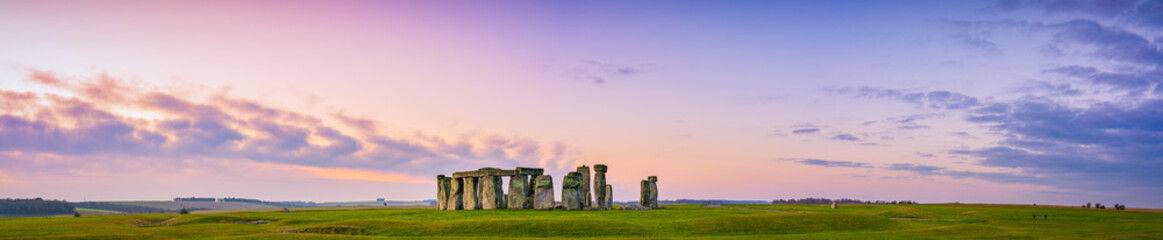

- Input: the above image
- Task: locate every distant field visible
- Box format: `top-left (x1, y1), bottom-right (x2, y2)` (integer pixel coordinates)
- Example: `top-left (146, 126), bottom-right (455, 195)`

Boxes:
top-left (101, 201), bottom-right (280, 211)
top-left (0, 204), bottom-right (1159, 239)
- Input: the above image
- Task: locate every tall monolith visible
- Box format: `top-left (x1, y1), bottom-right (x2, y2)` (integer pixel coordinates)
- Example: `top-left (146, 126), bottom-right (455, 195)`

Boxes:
top-left (648, 176), bottom-right (658, 209)
top-left (527, 173), bottom-right (540, 208)
top-left (562, 172), bottom-right (583, 210)
top-left (508, 175), bottom-right (529, 209)
top-left (463, 177), bottom-right (481, 210)
top-left (437, 175), bottom-right (449, 210)
top-left (447, 177), bottom-right (463, 210)
top-left (577, 165), bottom-right (592, 209)
top-left (605, 184), bottom-right (613, 208)
top-left (593, 164), bottom-right (608, 210)
top-left (534, 175), bottom-right (555, 210)
top-left (639, 180), bottom-right (651, 208)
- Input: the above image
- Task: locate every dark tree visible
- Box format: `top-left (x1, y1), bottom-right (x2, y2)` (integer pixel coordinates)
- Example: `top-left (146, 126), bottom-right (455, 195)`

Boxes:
top-left (0, 198), bottom-right (76, 214)
top-left (179, 208), bottom-right (190, 214)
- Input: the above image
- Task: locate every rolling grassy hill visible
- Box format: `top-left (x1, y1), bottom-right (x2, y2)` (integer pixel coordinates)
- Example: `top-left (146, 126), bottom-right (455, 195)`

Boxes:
top-left (0, 204), bottom-right (1159, 239)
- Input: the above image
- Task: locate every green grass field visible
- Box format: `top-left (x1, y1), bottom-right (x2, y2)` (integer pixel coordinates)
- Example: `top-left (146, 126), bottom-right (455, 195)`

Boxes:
top-left (0, 204), bottom-right (1159, 239)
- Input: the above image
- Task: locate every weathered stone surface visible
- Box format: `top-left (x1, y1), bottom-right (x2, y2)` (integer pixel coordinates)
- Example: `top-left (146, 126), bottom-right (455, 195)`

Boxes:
top-left (617, 204), bottom-right (651, 210)
top-left (562, 172), bottom-right (583, 210)
top-left (593, 164), bottom-right (608, 210)
top-left (507, 175), bottom-right (529, 209)
top-left (480, 175), bottom-right (505, 209)
top-left (494, 176), bottom-right (506, 209)
top-left (453, 169), bottom-right (516, 178)
top-left (437, 175), bottom-right (448, 210)
top-left (648, 176), bottom-right (658, 209)
top-left (447, 177), bottom-right (463, 210)
top-left (605, 184), bottom-right (613, 208)
top-left (527, 173), bottom-right (539, 208)
top-left (463, 177), bottom-right (481, 210)
top-left (534, 175), bottom-right (555, 210)
top-left (577, 165), bottom-right (591, 209)
top-left (640, 180), bottom-right (651, 208)
top-left (452, 167), bottom-right (544, 178)
top-left (515, 167), bottom-right (544, 176)
top-left (436, 175), bottom-right (446, 210)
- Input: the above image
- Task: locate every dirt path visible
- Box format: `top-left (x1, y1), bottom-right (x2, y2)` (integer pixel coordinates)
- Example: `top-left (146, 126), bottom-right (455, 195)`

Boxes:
top-left (703, 205), bottom-right (787, 213)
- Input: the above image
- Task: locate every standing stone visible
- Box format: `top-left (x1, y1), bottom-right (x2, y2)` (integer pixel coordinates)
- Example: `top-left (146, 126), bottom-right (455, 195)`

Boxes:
top-left (577, 165), bottom-right (592, 209)
top-left (437, 175), bottom-right (449, 210)
top-left (534, 175), bottom-right (555, 210)
top-left (494, 176), bottom-right (506, 209)
top-left (479, 174), bottom-right (502, 209)
top-left (447, 177), bottom-right (463, 210)
top-left (508, 175), bottom-right (529, 209)
top-left (639, 180), bottom-right (651, 208)
top-left (527, 174), bottom-right (540, 208)
top-left (463, 177), bottom-right (481, 210)
top-left (562, 172), bottom-right (583, 210)
top-left (593, 164), bottom-right (608, 210)
top-left (605, 184), bottom-right (613, 208)
top-left (648, 176), bottom-right (658, 209)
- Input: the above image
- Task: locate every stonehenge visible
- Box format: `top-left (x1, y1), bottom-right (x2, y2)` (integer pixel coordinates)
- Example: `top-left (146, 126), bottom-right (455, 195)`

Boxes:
top-left (534, 175), bottom-right (555, 210)
top-left (562, 172), bottom-right (583, 210)
top-left (605, 184), bottom-right (613, 208)
top-left (594, 164), bottom-right (609, 210)
top-left (437, 175), bottom-right (448, 210)
top-left (639, 176), bottom-right (658, 209)
top-left (507, 173), bottom-right (529, 209)
top-left (640, 180), bottom-right (651, 209)
top-left (446, 177), bottom-right (463, 210)
top-left (463, 176), bottom-right (480, 210)
top-left (435, 164), bottom-right (654, 211)
top-left (578, 165), bottom-right (592, 209)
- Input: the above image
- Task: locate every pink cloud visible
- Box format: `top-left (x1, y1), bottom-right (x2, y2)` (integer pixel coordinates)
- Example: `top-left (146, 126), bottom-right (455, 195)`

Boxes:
top-left (1, 69), bottom-right (581, 184)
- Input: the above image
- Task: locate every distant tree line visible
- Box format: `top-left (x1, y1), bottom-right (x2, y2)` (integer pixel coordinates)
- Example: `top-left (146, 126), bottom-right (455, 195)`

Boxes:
top-left (771, 198), bottom-right (918, 205)
top-left (669, 199), bottom-right (771, 205)
top-left (0, 198), bottom-right (76, 214)
top-left (219, 197), bottom-right (263, 203)
top-left (264, 201), bottom-right (318, 207)
top-left (173, 197), bottom-right (216, 202)
top-left (73, 202), bottom-right (166, 213)
top-left (1083, 202), bottom-right (1127, 211)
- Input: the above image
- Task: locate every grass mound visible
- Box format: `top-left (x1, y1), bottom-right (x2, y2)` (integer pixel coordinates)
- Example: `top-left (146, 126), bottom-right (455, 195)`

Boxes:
top-left (126, 217), bottom-right (180, 227)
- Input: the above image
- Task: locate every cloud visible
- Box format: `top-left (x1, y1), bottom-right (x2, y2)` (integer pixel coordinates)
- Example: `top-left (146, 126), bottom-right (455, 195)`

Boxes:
top-left (831, 134), bottom-right (860, 141)
top-left (0, 69), bottom-right (583, 183)
top-left (842, 87), bottom-right (980, 110)
top-left (544, 60), bottom-right (643, 85)
top-left (1045, 65), bottom-right (1162, 95)
top-left (955, 97), bottom-right (1163, 190)
top-left (782, 158), bottom-right (872, 168)
top-left (792, 128), bottom-right (820, 134)
top-left (984, 0), bottom-right (1163, 29)
top-left (949, 34), bottom-right (1004, 55)
top-left (1014, 80), bottom-right (1084, 96)
top-left (883, 163), bottom-right (946, 176)
top-left (1046, 20), bottom-right (1163, 67)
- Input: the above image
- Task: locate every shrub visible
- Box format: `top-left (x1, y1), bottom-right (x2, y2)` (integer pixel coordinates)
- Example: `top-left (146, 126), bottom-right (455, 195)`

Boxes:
top-left (179, 208), bottom-right (189, 214)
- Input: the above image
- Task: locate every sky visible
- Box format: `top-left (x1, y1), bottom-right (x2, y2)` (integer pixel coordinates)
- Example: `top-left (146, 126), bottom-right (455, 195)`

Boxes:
top-left (0, 0), bottom-right (1160, 207)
